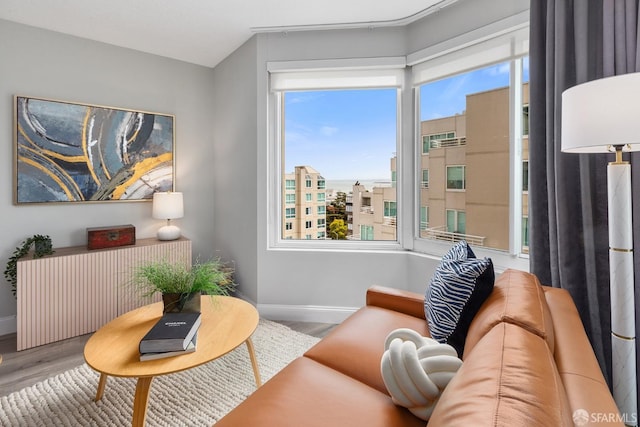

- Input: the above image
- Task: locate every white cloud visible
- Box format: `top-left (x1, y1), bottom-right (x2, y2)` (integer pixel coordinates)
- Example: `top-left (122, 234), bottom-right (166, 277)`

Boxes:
top-left (320, 126), bottom-right (339, 137)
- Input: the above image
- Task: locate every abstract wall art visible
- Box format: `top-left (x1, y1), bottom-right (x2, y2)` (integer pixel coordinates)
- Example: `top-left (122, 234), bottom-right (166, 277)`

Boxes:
top-left (14, 96), bottom-right (175, 204)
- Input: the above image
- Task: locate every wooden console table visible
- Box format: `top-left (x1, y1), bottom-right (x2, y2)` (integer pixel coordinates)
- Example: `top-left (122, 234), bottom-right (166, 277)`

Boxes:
top-left (16, 237), bottom-right (191, 351)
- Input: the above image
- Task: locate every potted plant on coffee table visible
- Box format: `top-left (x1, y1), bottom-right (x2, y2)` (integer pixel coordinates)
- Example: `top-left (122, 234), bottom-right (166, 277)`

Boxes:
top-left (131, 258), bottom-right (236, 313)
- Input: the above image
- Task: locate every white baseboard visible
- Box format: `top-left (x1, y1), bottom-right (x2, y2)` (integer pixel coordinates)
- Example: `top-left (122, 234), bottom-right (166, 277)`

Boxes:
top-left (0, 315), bottom-right (16, 336)
top-left (257, 303), bottom-right (358, 324)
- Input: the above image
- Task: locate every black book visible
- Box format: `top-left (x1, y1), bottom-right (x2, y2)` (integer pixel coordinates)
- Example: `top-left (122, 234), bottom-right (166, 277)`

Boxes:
top-left (140, 334), bottom-right (198, 361)
top-left (139, 312), bottom-right (201, 353)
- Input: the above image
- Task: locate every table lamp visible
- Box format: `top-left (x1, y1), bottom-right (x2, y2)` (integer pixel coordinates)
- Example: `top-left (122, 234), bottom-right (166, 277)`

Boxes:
top-left (152, 192), bottom-right (184, 241)
top-left (562, 72), bottom-right (640, 424)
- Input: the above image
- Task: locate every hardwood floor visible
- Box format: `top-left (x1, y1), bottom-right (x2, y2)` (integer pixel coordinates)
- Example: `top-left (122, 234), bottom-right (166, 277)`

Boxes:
top-left (0, 320), bottom-right (336, 396)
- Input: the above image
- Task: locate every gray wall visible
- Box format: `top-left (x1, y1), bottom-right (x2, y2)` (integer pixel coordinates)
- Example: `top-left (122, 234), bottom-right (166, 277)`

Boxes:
top-left (210, 37), bottom-right (260, 303)
top-left (0, 19), bottom-right (217, 334)
top-left (0, 0), bottom-right (529, 334)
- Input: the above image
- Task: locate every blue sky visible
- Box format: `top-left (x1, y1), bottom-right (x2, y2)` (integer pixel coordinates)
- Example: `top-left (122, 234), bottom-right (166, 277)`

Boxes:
top-left (284, 58), bottom-right (529, 181)
top-left (285, 89), bottom-right (397, 180)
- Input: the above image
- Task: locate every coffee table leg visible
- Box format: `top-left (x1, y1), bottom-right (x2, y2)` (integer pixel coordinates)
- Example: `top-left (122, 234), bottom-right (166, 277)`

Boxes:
top-left (95, 373), bottom-right (108, 401)
top-left (132, 376), bottom-right (154, 427)
top-left (245, 338), bottom-right (262, 387)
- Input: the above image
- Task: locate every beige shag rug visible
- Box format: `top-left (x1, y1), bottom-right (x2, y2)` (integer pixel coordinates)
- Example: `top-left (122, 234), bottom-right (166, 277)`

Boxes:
top-left (0, 319), bottom-right (320, 426)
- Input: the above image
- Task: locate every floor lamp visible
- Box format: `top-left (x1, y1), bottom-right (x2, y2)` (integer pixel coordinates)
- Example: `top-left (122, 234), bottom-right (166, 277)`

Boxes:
top-left (562, 72), bottom-right (640, 425)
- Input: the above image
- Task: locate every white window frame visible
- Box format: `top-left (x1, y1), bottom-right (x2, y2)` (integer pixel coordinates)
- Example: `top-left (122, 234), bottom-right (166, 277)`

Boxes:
top-left (268, 57), bottom-right (405, 251)
top-left (410, 14), bottom-right (529, 271)
top-left (266, 13), bottom-right (530, 271)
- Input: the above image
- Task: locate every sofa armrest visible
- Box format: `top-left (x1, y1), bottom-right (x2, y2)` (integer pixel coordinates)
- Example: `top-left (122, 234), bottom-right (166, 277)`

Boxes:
top-left (544, 286), bottom-right (622, 423)
top-left (366, 286), bottom-right (426, 320)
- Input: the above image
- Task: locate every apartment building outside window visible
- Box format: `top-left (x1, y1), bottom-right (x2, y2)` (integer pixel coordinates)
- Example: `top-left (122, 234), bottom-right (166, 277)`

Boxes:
top-left (281, 166), bottom-right (327, 240)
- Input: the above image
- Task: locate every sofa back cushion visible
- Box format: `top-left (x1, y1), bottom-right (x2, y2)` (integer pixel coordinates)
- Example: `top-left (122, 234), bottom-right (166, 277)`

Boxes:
top-left (464, 269), bottom-right (555, 358)
top-left (305, 305), bottom-right (430, 394)
top-left (428, 322), bottom-right (573, 427)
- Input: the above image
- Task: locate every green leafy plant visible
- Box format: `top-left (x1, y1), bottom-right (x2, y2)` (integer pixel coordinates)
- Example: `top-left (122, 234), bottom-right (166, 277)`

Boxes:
top-left (4, 235), bottom-right (54, 297)
top-left (132, 257), bottom-right (236, 298)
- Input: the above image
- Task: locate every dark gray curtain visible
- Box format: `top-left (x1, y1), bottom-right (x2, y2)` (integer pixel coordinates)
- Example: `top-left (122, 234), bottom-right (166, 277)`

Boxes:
top-left (530, 0), bottom-right (640, 399)
top-left (605, 0), bottom-right (640, 411)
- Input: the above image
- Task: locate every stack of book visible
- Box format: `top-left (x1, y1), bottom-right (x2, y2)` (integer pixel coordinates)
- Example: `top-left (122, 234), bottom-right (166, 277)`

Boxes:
top-left (139, 312), bottom-right (201, 361)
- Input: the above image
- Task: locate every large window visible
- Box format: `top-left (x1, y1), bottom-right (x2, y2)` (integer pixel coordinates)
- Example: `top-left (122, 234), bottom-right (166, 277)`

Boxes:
top-left (269, 22), bottom-right (529, 266)
top-left (271, 64), bottom-right (402, 243)
top-left (414, 25), bottom-right (529, 256)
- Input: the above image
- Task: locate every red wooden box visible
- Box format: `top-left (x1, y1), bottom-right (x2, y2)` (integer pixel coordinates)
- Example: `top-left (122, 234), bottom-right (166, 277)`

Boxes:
top-left (87, 225), bottom-right (136, 250)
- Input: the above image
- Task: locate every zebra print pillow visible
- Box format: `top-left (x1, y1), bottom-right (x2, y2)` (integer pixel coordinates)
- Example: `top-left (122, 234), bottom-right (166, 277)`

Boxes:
top-left (424, 241), bottom-right (494, 357)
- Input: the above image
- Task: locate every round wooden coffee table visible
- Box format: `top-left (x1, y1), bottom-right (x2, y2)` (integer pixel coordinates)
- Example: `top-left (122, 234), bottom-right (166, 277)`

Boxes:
top-left (84, 295), bottom-right (261, 427)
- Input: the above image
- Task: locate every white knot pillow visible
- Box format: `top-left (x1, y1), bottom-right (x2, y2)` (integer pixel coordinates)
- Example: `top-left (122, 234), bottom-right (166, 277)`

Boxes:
top-left (381, 328), bottom-right (462, 420)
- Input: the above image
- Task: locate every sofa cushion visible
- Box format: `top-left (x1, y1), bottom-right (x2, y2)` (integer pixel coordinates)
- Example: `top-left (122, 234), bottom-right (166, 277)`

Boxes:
top-left (425, 240), bottom-right (494, 356)
top-left (428, 322), bottom-right (573, 427)
top-left (304, 305), bottom-right (429, 394)
top-left (215, 357), bottom-right (426, 427)
top-left (464, 269), bottom-right (555, 358)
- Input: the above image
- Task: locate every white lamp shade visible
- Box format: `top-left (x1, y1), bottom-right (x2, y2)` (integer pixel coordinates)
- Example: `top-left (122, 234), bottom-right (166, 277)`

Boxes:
top-left (562, 72), bottom-right (640, 153)
top-left (152, 192), bottom-right (184, 220)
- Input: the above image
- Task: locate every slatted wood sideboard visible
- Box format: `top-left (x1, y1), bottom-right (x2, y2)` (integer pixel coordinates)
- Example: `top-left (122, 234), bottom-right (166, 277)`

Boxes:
top-left (16, 237), bottom-right (192, 350)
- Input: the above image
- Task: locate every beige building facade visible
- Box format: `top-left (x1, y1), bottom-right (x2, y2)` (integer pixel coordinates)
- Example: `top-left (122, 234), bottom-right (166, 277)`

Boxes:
top-left (282, 166), bottom-right (327, 240)
top-left (420, 83), bottom-right (529, 251)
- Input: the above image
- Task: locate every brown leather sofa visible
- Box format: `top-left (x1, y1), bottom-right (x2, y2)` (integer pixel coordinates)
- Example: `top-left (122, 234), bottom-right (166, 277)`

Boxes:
top-left (216, 269), bottom-right (622, 426)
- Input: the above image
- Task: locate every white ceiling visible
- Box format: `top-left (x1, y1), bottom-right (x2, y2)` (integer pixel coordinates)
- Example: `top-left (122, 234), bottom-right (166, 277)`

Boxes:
top-left (0, 0), bottom-right (449, 68)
